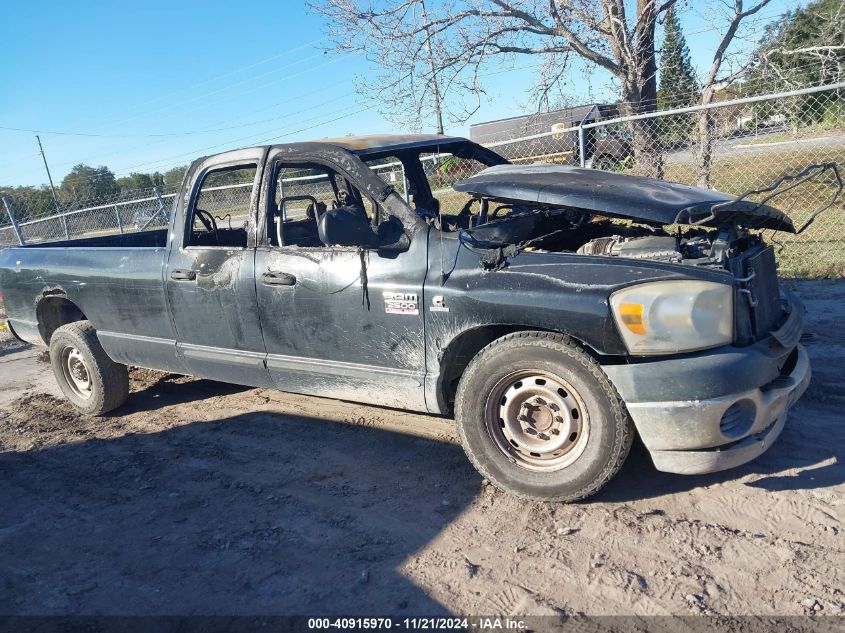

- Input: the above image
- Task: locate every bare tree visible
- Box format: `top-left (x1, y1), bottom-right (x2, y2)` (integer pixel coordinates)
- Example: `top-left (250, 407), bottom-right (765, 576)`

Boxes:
top-left (758, 0), bottom-right (845, 89)
top-left (311, 0), bottom-right (678, 178)
top-left (695, 0), bottom-right (773, 187)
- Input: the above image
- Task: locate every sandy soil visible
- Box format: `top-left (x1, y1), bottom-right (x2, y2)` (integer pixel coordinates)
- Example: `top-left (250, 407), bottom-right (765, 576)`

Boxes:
top-left (0, 280), bottom-right (843, 617)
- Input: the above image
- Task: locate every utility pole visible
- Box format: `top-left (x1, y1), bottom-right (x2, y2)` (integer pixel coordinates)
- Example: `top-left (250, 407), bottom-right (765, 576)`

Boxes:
top-left (418, 0), bottom-right (444, 135)
top-left (36, 135), bottom-right (68, 238)
top-left (36, 135), bottom-right (61, 213)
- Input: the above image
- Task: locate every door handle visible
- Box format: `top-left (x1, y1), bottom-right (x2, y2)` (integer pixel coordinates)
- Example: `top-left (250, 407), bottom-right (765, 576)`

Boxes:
top-left (170, 269), bottom-right (197, 281)
top-left (262, 271), bottom-right (296, 286)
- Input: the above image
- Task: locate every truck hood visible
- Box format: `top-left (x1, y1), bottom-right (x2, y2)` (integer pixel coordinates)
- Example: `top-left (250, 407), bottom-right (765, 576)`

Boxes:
top-left (453, 164), bottom-right (795, 232)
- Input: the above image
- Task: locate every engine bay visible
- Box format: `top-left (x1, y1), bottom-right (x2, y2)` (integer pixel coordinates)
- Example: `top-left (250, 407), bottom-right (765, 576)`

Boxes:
top-left (442, 202), bottom-right (766, 270)
top-left (443, 161), bottom-right (841, 271)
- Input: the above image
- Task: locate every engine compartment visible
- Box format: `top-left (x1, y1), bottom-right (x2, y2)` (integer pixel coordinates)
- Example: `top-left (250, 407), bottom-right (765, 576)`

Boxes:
top-left (448, 202), bottom-right (766, 270)
top-left (444, 161), bottom-right (843, 271)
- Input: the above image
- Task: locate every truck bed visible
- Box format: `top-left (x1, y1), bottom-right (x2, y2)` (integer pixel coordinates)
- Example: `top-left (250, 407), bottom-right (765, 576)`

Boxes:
top-left (15, 228), bottom-right (169, 249)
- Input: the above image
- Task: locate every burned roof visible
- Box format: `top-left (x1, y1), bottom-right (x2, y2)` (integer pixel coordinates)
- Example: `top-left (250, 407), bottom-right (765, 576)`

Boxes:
top-left (312, 134), bottom-right (467, 154)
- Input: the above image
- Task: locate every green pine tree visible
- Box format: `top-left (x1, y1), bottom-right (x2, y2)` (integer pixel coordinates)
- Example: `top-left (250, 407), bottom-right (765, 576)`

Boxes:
top-left (657, 6), bottom-right (699, 147)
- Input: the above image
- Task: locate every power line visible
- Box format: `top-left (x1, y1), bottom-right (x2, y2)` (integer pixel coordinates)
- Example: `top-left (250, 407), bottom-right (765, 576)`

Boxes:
top-left (0, 90), bottom-right (358, 140)
top-left (0, 52), bottom-right (360, 171)
top-left (101, 101), bottom-right (375, 177)
top-left (72, 37), bottom-right (330, 134)
top-left (47, 88), bottom-right (362, 177)
top-left (0, 38), bottom-right (336, 164)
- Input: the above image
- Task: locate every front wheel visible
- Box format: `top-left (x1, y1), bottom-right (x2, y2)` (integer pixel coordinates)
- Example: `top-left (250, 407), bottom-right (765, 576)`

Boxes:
top-left (50, 320), bottom-right (129, 416)
top-left (455, 331), bottom-right (633, 502)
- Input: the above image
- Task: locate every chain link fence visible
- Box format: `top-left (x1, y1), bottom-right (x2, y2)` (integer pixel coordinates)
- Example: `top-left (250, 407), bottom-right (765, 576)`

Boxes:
top-left (2, 82), bottom-right (843, 276)
top-left (483, 82), bottom-right (845, 277)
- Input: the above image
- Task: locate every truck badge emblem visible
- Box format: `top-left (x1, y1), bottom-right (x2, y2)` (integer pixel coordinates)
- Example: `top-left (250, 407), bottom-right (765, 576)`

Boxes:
top-left (430, 295), bottom-right (449, 313)
top-left (383, 292), bottom-right (419, 315)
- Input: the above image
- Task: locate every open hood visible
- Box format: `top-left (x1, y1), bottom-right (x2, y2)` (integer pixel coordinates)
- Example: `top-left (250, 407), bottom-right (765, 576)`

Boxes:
top-left (453, 164), bottom-right (796, 233)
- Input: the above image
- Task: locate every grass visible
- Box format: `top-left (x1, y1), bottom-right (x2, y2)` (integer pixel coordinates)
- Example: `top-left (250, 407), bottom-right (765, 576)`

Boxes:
top-left (661, 147), bottom-right (845, 278)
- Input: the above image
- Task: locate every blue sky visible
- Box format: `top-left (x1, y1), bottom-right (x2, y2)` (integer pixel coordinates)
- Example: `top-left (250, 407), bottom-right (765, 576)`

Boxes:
top-left (0, 0), bottom-right (800, 187)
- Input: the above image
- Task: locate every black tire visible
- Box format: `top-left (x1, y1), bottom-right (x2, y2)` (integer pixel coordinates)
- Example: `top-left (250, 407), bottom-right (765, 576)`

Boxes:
top-left (49, 320), bottom-right (129, 416)
top-left (593, 156), bottom-right (616, 171)
top-left (455, 331), bottom-right (633, 502)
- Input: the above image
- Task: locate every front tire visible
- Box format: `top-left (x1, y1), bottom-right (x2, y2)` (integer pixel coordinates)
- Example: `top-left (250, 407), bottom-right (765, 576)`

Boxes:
top-left (455, 331), bottom-right (633, 502)
top-left (49, 320), bottom-right (129, 416)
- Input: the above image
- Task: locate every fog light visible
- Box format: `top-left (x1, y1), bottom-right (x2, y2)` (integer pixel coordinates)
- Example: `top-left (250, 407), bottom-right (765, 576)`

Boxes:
top-left (720, 400), bottom-right (756, 438)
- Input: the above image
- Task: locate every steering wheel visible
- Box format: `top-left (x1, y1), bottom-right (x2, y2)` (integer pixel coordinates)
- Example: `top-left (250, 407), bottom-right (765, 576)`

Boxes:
top-left (194, 209), bottom-right (218, 234)
top-left (490, 204), bottom-right (511, 219)
top-left (455, 197), bottom-right (490, 229)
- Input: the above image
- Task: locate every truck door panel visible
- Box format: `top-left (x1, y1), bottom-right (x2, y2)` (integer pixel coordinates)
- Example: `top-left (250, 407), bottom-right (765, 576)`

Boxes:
top-left (165, 149), bottom-right (272, 387)
top-left (255, 241), bottom-right (428, 410)
top-left (254, 156), bottom-right (429, 411)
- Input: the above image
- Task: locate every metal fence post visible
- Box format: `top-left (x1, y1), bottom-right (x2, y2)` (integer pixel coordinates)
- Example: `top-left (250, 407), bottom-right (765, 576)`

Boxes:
top-left (578, 104), bottom-right (597, 168)
top-left (2, 197), bottom-right (25, 245)
top-left (139, 186), bottom-right (168, 232)
top-left (401, 163), bottom-right (410, 203)
top-left (114, 205), bottom-right (124, 234)
top-left (153, 186), bottom-right (165, 211)
top-left (61, 211), bottom-right (69, 240)
top-left (578, 126), bottom-right (587, 168)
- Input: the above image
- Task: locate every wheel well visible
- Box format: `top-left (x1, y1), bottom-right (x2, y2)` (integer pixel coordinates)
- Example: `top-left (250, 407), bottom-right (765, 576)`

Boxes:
top-left (36, 296), bottom-right (86, 344)
top-left (438, 325), bottom-right (576, 414)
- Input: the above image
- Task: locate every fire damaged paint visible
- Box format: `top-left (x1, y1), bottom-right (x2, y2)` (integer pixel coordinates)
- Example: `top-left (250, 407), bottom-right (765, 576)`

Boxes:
top-left (254, 236), bottom-right (428, 411)
top-left (0, 245), bottom-right (185, 372)
top-left (166, 247), bottom-right (270, 387)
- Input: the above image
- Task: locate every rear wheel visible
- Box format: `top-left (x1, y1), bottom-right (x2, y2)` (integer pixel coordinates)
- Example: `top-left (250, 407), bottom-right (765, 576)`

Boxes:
top-left (50, 320), bottom-right (129, 416)
top-left (592, 155), bottom-right (616, 171)
top-left (455, 331), bottom-right (633, 502)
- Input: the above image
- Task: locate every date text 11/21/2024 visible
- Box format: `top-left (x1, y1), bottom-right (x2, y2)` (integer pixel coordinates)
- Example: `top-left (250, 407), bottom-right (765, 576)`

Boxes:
top-left (307, 617), bottom-right (526, 629)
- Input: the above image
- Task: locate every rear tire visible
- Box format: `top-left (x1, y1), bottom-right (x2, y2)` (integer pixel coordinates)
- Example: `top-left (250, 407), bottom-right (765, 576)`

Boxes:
top-left (455, 331), bottom-right (633, 502)
top-left (49, 320), bottom-right (129, 416)
top-left (593, 156), bottom-right (616, 171)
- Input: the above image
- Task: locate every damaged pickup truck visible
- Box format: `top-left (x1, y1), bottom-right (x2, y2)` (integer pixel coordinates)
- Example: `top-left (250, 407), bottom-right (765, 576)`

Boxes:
top-left (0, 135), bottom-right (833, 501)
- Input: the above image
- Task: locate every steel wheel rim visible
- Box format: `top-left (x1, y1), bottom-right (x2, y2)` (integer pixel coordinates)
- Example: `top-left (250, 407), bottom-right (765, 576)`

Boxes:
top-left (61, 347), bottom-right (93, 400)
top-left (484, 370), bottom-right (589, 471)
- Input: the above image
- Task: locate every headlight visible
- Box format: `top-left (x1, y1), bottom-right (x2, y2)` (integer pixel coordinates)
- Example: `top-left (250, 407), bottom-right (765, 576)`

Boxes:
top-left (610, 280), bottom-right (733, 355)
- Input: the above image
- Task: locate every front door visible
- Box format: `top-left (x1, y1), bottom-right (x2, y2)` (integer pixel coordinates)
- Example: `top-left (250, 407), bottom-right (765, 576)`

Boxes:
top-left (253, 157), bottom-right (429, 411)
top-left (165, 148), bottom-right (272, 387)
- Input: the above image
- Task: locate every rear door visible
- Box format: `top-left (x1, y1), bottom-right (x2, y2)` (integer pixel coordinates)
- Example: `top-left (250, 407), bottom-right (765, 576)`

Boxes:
top-left (164, 148), bottom-right (272, 387)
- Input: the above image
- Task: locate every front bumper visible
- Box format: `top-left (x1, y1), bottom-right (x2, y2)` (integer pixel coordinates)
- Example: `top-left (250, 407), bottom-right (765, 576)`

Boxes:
top-left (631, 345), bottom-right (808, 474)
top-left (602, 292), bottom-right (810, 475)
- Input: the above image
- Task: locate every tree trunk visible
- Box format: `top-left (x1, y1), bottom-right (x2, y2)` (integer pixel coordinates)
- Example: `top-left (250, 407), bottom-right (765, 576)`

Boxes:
top-left (629, 0), bottom-right (663, 180)
top-left (630, 118), bottom-right (664, 179)
top-left (696, 109), bottom-right (714, 188)
top-left (696, 86), bottom-right (718, 188)
top-left (623, 84), bottom-right (664, 179)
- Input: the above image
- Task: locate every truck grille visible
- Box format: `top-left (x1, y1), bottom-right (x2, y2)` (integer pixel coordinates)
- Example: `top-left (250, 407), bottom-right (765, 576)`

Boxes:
top-left (745, 247), bottom-right (781, 337)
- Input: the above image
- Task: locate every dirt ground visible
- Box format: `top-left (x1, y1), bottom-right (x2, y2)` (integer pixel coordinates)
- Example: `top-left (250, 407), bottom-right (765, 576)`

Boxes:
top-left (0, 280), bottom-right (843, 617)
